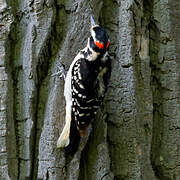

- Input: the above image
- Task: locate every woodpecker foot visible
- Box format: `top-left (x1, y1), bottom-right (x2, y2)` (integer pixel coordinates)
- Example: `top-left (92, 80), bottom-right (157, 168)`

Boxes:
top-left (51, 61), bottom-right (66, 80)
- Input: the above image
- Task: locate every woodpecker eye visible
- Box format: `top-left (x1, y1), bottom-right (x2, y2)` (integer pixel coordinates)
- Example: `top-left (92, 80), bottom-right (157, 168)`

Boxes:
top-left (94, 41), bottom-right (104, 49)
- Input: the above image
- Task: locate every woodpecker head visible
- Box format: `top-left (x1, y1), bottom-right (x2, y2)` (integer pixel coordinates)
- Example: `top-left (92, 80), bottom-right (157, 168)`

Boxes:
top-left (90, 26), bottom-right (110, 53)
top-left (87, 15), bottom-right (110, 60)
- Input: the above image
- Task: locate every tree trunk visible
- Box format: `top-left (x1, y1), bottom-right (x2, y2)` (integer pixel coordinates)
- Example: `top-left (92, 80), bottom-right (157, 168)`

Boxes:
top-left (0, 0), bottom-right (180, 179)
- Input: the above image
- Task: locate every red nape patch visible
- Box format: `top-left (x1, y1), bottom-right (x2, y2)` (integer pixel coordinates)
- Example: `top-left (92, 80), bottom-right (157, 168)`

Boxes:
top-left (106, 40), bottom-right (110, 49)
top-left (95, 41), bottom-right (105, 49)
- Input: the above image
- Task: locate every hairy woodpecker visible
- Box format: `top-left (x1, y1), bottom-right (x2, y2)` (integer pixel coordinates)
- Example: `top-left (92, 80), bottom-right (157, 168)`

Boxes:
top-left (57, 16), bottom-right (111, 155)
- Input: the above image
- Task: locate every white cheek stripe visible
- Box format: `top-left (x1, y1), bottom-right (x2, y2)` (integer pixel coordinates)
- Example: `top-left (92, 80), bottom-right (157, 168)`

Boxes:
top-left (86, 38), bottom-right (100, 61)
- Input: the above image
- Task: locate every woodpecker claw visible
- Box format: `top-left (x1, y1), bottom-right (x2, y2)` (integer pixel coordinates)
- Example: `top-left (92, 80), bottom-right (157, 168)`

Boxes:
top-left (51, 62), bottom-right (66, 80)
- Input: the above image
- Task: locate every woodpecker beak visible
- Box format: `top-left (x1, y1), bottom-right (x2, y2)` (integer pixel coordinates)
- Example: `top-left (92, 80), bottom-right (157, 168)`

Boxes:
top-left (90, 14), bottom-right (96, 27)
top-left (90, 14), bottom-right (98, 41)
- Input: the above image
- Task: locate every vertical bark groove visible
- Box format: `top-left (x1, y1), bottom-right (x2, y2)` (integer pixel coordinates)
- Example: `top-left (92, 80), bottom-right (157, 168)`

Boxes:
top-left (150, 0), bottom-right (180, 179)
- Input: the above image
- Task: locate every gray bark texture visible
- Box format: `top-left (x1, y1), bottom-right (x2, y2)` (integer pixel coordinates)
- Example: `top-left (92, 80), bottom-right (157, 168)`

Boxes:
top-left (0, 0), bottom-right (180, 179)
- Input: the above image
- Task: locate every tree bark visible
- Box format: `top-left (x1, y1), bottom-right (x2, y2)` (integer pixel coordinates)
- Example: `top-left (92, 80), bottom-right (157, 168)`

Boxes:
top-left (0, 0), bottom-right (180, 179)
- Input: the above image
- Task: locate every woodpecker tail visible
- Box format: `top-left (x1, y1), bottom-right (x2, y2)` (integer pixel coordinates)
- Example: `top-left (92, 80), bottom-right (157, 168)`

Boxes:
top-left (64, 118), bottom-right (80, 156)
top-left (57, 115), bottom-right (80, 156)
top-left (57, 117), bottom-right (71, 148)
top-left (57, 102), bottom-right (72, 148)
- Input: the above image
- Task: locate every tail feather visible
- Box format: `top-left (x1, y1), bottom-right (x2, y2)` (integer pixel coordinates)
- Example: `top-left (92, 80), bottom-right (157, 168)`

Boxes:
top-left (57, 117), bottom-right (80, 156)
top-left (65, 119), bottom-right (80, 156)
top-left (57, 119), bottom-right (71, 148)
